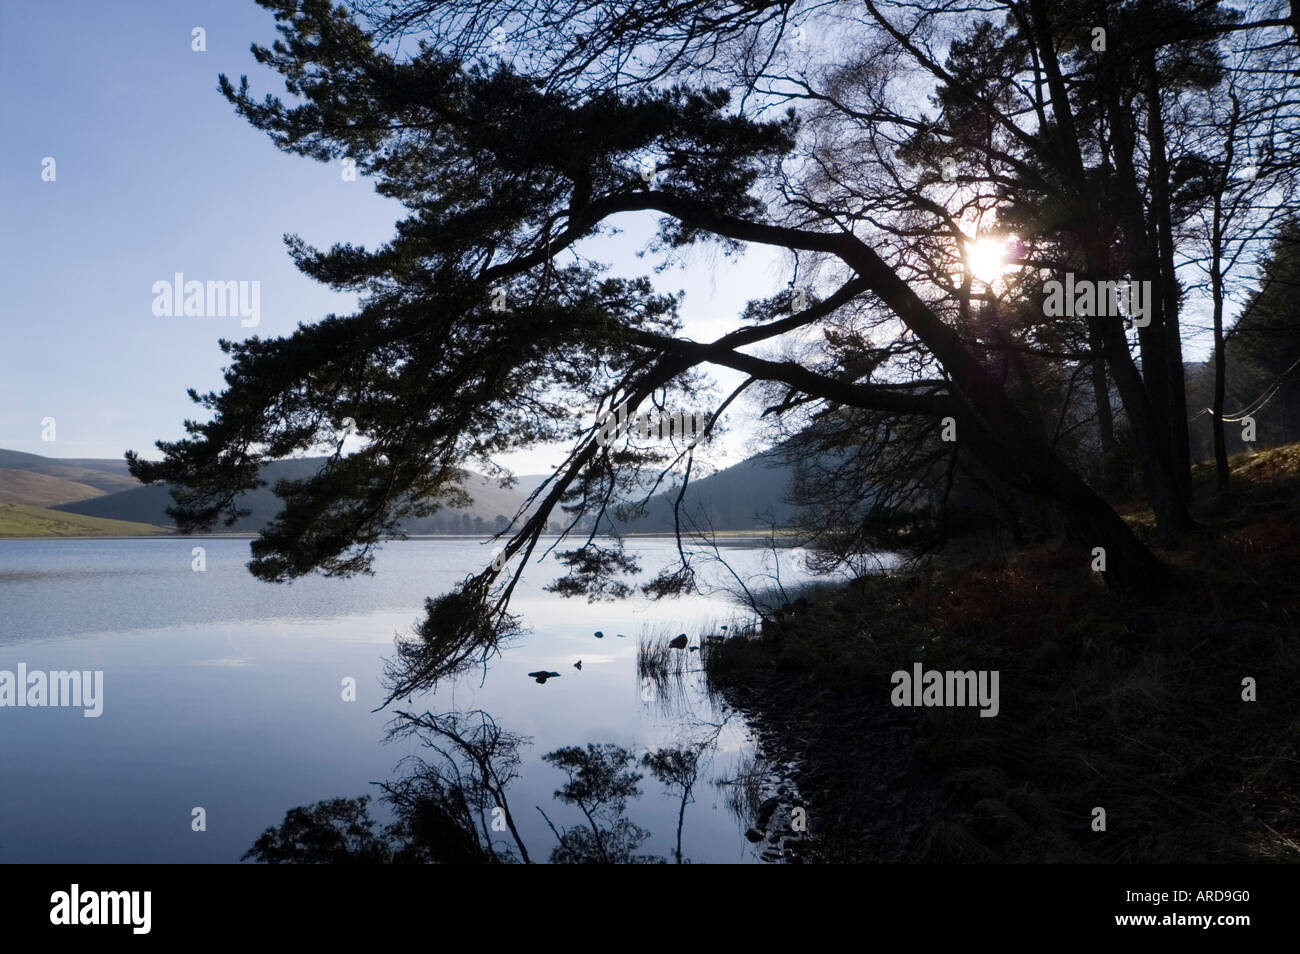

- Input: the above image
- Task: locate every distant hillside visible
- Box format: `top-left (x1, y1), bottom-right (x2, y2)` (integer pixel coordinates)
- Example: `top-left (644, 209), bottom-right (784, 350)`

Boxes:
top-left (608, 451), bottom-right (801, 533)
top-left (49, 457), bottom-right (536, 534)
top-left (51, 457), bottom-right (319, 532)
top-left (0, 449), bottom-right (139, 495)
top-left (0, 468), bottom-right (108, 507)
top-left (0, 448), bottom-right (806, 537)
top-left (0, 502), bottom-right (168, 537)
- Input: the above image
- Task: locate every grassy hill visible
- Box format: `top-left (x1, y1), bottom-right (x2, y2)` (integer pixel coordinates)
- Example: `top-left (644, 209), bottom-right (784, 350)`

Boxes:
top-left (0, 468), bottom-right (109, 507)
top-left (0, 449), bottom-right (139, 495)
top-left (48, 457), bottom-right (325, 531)
top-left (0, 502), bottom-right (168, 537)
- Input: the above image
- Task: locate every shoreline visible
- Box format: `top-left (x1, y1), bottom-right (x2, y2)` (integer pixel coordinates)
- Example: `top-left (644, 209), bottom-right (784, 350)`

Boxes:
top-left (700, 533), bottom-right (1299, 862)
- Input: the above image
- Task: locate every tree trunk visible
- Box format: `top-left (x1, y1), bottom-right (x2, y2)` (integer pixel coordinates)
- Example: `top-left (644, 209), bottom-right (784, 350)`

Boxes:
top-left (954, 401), bottom-right (1169, 589)
top-left (1089, 321), bottom-right (1118, 456)
top-left (1212, 310), bottom-right (1230, 491)
top-left (1210, 106), bottom-right (1236, 491)
top-left (1098, 88), bottom-right (1193, 541)
top-left (835, 241), bottom-right (1170, 591)
top-left (1028, 0), bottom-right (1191, 542)
top-left (643, 190), bottom-right (1175, 594)
top-left (1144, 51), bottom-right (1193, 501)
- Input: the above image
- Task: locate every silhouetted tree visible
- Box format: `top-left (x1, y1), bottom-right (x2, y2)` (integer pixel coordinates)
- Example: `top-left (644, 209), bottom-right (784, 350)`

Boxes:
top-left (643, 744), bottom-right (706, 864)
top-left (243, 796), bottom-right (400, 863)
top-left (386, 708), bottom-right (534, 862)
top-left (540, 744), bottom-right (652, 863)
top-left (243, 792), bottom-right (495, 864)
top-left (126, 0), bottom-right (1300, 700)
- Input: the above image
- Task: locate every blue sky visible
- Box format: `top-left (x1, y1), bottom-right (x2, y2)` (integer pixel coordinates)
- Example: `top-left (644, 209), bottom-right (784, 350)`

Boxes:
top-left (0, 0), bottom-right (778, 475)
top-left (2, 2), bottom-right (1232, 479)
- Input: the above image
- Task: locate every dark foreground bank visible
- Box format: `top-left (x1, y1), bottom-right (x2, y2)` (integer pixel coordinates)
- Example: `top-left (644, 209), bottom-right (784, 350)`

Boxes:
top-left (702, 447), bottom-right (1300, 863)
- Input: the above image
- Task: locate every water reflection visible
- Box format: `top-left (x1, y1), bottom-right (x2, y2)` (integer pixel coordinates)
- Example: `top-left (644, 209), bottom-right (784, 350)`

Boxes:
top-left (244, 617), bottom-right (812, 864)
top-left (244, 705), bottom-right (734, 864)
top-left (0, 538), bottom-right (841, 862)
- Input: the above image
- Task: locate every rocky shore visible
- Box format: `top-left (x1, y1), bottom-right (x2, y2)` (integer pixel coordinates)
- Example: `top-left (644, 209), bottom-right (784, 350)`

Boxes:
top-left (703, 535), bottom-right (1299, 863)
top-left (719, 656), bottom-right (946, 862)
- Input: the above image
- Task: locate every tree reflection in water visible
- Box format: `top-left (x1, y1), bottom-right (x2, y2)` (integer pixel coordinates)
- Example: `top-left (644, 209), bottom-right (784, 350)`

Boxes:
top-left (244, 708), bottom-right (733, 864)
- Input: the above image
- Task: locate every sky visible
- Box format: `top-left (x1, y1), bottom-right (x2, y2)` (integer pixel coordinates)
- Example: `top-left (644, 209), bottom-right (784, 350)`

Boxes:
top-left (1, 2), bottom-right (1235, 479)
top-left (0, 0), bottom-right (781, 476)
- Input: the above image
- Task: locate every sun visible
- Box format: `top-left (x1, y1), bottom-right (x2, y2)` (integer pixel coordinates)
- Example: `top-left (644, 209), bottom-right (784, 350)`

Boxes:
top-left (966, 236), bottom-right (1007, 286)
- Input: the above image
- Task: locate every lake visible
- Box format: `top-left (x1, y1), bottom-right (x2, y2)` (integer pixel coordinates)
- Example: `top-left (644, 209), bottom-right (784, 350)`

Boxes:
top-left (0, 536), bottom-right (839, 863)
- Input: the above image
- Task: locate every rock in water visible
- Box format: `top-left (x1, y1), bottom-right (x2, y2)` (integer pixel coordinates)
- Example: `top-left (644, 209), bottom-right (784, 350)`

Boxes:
top-left (594, 631), bottom-right (604, 639)
top-left (669, 634), bottom-right (688, 649)
top-left (756, 796), bottom-right (780, 828)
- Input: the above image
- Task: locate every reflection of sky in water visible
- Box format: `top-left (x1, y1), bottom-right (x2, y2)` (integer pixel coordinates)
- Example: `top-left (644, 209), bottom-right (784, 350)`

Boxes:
top-left (0, 537), bottom-right (863, 863)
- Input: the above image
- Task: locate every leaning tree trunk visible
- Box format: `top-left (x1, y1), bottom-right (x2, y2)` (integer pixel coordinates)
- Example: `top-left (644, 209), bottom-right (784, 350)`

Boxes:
top-left (835, 238), bottom-right (1171, 593)
top-left (952, 395), bottom-right (1169, 591)
top-left (651, 191), bottom-right (1174, 594)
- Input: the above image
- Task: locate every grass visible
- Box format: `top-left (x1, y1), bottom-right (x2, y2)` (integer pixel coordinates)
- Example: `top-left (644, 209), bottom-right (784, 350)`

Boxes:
top-left (636, 625), bottom-right (709, 718)
top-left (714, 750), bottom-right (766, 830)
top-left (0, 501), bottom-right (170, 537)
top-left (637, 631), bottom-right (690, 691)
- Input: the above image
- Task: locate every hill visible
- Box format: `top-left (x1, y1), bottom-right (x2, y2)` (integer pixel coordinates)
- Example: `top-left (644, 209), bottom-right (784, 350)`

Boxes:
top-left (1, 448), bottom-right (805, 537)
top-left (0, 468), bottom-right (109, 507)
top-left (0, 449), bottom-right (139, 495)
top-left (607, 451), bottom-right (803, 533)
top-left (0, 501), bottom-right (168, 537)
top-left (50, 457), bottom-right (537, 534)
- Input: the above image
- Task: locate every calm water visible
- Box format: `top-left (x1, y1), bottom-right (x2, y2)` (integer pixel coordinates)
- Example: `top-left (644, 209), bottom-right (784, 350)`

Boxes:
top-left (0, 536), bottom-right (836, 863)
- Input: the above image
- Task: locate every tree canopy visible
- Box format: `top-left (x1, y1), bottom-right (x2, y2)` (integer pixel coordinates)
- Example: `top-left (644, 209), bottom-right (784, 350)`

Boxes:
top-left (128, 0), bottom-right (1300, 698)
